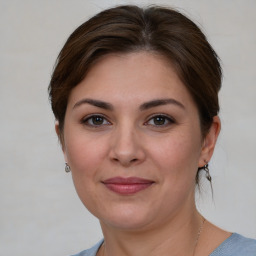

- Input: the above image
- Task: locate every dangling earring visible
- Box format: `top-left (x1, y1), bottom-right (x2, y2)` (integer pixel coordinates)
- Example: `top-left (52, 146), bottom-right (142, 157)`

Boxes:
top-left (203, 163), bottom-right (211, 182)
top-left (198, 162), bottom-right (213, 196)
top-left (65, 163), bottom-right (71, 173)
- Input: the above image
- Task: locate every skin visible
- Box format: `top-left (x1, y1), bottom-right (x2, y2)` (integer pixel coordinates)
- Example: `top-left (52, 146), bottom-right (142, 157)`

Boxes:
top-left (56, 52), bottom-right (229, 256)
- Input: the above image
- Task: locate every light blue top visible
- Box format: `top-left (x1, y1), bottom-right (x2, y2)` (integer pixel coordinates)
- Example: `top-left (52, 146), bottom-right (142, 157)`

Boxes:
top-left (71, 233), bottom-right (256, 256)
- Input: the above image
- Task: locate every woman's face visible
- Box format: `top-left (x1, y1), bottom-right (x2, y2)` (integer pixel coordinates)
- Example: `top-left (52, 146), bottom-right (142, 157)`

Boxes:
top-left (60, 52), bottom-right (219, 231)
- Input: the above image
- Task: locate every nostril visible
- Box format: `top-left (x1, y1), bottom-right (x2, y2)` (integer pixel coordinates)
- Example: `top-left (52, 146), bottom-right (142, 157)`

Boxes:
top-left (111, 157), bottom-right (138, 165)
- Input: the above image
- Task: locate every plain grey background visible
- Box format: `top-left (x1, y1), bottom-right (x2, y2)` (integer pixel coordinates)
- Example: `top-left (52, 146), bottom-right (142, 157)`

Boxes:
top-left (0, 0), bottom-right (255, 255)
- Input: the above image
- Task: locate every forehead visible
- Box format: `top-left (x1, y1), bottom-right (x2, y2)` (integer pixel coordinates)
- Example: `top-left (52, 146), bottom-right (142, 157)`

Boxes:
top-left (67, 52), bottom-right (195, 108)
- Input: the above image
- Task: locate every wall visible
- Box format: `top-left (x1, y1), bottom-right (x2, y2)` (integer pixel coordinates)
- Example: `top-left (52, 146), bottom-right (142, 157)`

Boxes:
top-left (0, 0), bottom-right (255, 255)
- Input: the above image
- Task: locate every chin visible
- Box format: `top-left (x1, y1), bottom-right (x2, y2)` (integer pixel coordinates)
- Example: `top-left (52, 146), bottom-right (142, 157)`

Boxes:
top-left (102, 215), bottom-right (152, 231)
top-left (97, 203), bottom-right (156, 231)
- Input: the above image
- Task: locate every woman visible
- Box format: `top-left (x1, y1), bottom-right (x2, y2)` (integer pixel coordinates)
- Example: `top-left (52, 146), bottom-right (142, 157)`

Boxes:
top-left (48, 5), bottom-right (256, 256)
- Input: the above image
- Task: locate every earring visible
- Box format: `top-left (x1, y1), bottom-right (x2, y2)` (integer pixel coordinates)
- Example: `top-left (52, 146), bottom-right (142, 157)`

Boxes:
top-left (203, 163), bottom-right (211, 182)
top-left (65, 163), bottom-right (71, 173)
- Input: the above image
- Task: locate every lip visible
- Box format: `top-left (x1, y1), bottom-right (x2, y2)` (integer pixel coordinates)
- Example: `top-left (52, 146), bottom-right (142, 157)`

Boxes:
top-left (102, 176), bottom-right (155, 195)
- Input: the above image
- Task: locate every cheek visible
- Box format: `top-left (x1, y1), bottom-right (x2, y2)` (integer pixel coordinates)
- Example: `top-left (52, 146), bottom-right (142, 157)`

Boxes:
top-left (64, 133), bottom-right (109, 180)
top-left (148, 131), bottom-right (202, 182)
top-left (64, 134), bottom-right (110, 213)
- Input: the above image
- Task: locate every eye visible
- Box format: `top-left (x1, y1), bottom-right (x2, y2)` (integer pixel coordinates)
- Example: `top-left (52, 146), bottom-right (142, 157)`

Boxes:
top-left (146, 115), bottom-right (175, 127)
top-left (81, 115), bottom-right (111, 127)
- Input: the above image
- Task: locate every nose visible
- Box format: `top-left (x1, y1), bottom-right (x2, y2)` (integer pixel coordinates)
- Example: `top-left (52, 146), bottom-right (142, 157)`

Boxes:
top-left (109, 124), bottom-right (146, 167)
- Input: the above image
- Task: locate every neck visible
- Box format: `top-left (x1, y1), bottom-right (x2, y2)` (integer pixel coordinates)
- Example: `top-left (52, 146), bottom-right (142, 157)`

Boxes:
top-left (100, 209), bottom-right (203, 256)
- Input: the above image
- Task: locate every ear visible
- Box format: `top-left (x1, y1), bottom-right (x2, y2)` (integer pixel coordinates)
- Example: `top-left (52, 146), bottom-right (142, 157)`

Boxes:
top-left (55, 120), bottom-right (61, 137)
top-left (55, 121), bottom-right (67, 160)
top-left (198, 116), bottom-right (221, 167)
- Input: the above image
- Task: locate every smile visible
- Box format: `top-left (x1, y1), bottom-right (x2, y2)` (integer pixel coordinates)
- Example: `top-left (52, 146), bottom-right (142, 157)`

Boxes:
top-left (102, 176), bottom-right (155, 195)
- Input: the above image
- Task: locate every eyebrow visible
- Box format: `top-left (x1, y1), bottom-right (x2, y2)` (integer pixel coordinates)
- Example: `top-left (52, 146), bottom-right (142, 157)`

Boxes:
top-left (139, 98), bottom-right (185, 111)
top-left (72, 98), bottom-right (185, 111)
top-left (73, 98), bottom-right (114, 110)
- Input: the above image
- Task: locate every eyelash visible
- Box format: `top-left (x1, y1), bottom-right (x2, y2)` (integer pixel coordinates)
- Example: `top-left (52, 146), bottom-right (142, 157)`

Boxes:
top-left (81, 114), bottom-right (175, 128)
top-left (81, 114), bottom-right (111, 127)
top-left (145, 114), bottom-right (175, 127)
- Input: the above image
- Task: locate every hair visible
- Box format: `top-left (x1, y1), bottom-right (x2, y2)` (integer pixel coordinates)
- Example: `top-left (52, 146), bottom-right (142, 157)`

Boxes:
top-left (48, 5), bottom-right (222, 184)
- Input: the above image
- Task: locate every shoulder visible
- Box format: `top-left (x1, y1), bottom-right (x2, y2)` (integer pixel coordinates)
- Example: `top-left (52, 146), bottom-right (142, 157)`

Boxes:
top-left (210, 233), bottom-right (256, 256)
top-left (70, 240), bottom-right (103, 256)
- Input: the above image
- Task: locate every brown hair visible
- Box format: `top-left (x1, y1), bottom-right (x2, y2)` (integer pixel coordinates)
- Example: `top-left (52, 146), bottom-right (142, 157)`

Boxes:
top-left (48, 5), bottom-right (222, 182)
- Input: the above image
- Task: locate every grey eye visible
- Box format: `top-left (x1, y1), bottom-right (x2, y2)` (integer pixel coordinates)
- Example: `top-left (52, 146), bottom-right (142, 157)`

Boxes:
top-left (82, 115), bottom-right (110, 126)
top-left (147, 115), bottom-right (173, 126)
top-left (90, 116), bottom-right (105, 125)
top-left (152, 116), bottom-right (167, 125)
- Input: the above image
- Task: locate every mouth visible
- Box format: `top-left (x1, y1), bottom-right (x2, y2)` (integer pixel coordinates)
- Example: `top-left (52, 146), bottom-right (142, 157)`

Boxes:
top-left (102, 176), bottom-right (155, 195)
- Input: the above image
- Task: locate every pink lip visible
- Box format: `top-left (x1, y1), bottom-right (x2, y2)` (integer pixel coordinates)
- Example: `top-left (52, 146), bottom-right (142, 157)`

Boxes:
top-left (102, 177), bottom-right (154, 195)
